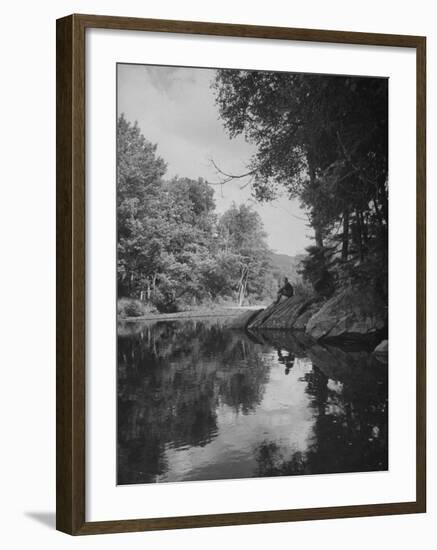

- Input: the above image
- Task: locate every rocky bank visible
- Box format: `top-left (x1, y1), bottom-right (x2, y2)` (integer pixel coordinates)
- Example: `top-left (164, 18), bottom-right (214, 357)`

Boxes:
top-left (231, 286), bottom-right (388, 344)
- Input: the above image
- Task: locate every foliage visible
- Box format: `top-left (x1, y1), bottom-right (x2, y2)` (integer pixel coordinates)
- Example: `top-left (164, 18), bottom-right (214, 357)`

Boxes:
top-left (213, 71), bottom-right (388, 300)
top-left (117, 298), bottom-right (155, 318)
top-left (299, 245), bottom-right (335, 298)
top-left (117, 116), bottom-right (287, 311)
top-left (292, 279), bottom-right (315, 301)
top-left (217, 203), bottom-right (273, 305)
top-left (117, 114), bottom-right (167, 297)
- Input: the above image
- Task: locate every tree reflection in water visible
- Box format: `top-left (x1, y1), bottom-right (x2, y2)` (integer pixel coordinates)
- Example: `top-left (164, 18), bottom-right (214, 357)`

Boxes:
top-left (117, 319), bottom-right (270, 484)
top-left (255, 337), bottom-right (388, 477)
top-left (117, 319), bottom-right (388, 484)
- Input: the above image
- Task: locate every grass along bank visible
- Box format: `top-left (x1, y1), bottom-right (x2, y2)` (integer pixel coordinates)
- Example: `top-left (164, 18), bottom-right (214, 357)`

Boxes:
top-left (117, 297), bottom-right (263, 322)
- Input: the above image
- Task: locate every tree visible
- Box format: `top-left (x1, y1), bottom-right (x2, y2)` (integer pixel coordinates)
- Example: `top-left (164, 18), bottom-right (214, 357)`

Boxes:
top-left (117, 114), bottom-right (167, 296)
top-left (152, 177), bottom-right (218, 310)
top-left (117, 117), bottom-right (219, 310)
top-left (218, 204), bottom-right (272, 305)
top-left (117, 115), bottom-right (278, 311)
top-left (213, 70), bottom-right (388, 297)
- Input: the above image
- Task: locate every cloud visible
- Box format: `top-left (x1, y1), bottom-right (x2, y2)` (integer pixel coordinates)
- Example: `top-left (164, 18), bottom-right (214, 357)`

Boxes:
top-left (117, 63), bottom-right (312, 256)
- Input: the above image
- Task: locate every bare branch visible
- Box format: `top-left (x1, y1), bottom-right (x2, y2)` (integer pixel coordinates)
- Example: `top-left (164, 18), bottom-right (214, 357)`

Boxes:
top-left (208, 158), bottom-right (257, 186)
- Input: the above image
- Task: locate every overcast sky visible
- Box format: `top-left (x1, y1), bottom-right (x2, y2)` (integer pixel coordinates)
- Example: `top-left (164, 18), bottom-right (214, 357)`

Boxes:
top-left (117, 64), bottom-right (312, 257)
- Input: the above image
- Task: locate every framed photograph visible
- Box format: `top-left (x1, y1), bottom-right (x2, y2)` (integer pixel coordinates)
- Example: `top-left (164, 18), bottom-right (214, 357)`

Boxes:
top-left (56, 14), bottom-right (426, 535)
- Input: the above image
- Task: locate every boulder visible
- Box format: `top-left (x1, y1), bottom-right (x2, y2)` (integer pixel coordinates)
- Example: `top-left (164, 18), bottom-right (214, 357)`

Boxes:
top-left (293, 300), bottom-right (323, 330)
top-left (306, 286), bottom-right (387, 341)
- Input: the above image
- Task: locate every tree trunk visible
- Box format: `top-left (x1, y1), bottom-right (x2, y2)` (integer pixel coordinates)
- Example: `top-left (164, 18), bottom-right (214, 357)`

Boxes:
top-left (238, 266), bottom-right (248, 306)
top-left (314, 225), bottom-right (324, 248)
top-left (355, 208), bottom-right (364, 261)
top-left (308, 155), bottom-right (324, 248)
top-left (341, 209), bottom-right (349, 262)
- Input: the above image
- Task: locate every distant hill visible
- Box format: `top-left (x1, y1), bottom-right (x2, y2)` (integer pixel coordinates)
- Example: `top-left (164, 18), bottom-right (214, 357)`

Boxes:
top-left (270, 252), bottom-right (305, 283)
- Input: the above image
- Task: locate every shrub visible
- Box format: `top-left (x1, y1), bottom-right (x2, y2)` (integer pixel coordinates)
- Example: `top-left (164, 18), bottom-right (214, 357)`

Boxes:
top-left (150, 287), bottom-right (179, 313)
top-left (117, 298), bottom-right (155, 318)
top-left (293, 280), bottom-right (315, 301)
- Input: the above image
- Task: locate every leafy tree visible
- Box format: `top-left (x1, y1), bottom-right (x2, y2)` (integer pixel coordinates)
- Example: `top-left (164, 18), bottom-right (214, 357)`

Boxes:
top-left (218, 204), bottom-right (272, 305)
top-left (213, 71), bottom-right (388, 298)
top-left (117, 114), bottom-right (167, 296)
top-left (299, 245), bottom-right (335, 298)
top-left (117, 115), bottom-right (279, 311)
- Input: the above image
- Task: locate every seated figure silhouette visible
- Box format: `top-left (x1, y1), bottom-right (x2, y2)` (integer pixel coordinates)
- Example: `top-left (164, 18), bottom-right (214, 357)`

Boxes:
top-left (274, 277), bottom-right (294, 304)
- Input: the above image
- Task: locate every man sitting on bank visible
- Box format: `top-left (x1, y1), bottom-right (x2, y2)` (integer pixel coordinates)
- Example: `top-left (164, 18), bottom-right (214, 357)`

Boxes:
top-left (275, 277), bottom-right (294, 304)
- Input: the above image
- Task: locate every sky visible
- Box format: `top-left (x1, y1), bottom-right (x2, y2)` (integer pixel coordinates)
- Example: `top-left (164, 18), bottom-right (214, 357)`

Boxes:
top-left (117, 64), bottom-right (312, 257)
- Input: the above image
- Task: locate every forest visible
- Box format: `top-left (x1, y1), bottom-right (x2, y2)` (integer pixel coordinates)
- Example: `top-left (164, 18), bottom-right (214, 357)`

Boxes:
top-left (117, 70), bottom-right (388, 316)
top-left (117, 115), bottom-right (283, 314)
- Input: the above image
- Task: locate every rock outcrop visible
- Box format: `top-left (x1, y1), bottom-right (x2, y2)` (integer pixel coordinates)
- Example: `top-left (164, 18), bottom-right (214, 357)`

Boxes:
top-left (305, 286), bottom-right (387, 341)
top-left (230, 285), bottom-right (387, 343)
top-left (248, 296), bottom-right (310, 330)
top-left (293, 301), bottom-right (322, 330)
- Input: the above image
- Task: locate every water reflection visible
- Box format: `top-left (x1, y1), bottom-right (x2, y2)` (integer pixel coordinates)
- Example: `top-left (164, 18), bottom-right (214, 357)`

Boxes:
top-left (117, 318), bottom-right (388, 484)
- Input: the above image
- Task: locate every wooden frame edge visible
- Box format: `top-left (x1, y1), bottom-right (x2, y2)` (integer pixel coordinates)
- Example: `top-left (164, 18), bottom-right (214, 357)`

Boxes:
top-left (73, 13), bottom-right (425, 46)
top-left (75, 502), bottom-right (422, 536)
top-left (56, 14), bottom-right (427, 535)
top-left (56, 14), bottom-right (86, 534)
top-left (415, 35), bottom-right (426, 514)
top-left (56, 15), bottom-right (74, 534)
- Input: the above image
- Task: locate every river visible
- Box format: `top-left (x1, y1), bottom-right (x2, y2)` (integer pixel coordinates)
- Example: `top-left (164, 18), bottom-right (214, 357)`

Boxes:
top-left (117, 317), bottom-right (388, 484)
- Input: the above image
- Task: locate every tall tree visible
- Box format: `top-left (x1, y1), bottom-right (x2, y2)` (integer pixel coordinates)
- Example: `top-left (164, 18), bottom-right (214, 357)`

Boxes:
top-left (218, 204), bottom-right (272, 305)
top-left (213, 70), bottom-right (388, 296)
top-left (117, 115), bottom-right (279, 311)
top-left (117, 114), bottom-right (167, 296)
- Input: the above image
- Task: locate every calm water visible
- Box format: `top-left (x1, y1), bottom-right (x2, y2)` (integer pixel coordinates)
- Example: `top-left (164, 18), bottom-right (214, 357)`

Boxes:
top-left (117, 317), bottom-right (388, 485)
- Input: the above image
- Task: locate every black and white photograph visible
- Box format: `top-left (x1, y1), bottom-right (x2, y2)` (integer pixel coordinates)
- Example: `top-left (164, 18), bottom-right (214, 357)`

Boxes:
top-left (0, 0), bottom-right (432, 544)
top-left (116, 63), bottom-right (389, 485)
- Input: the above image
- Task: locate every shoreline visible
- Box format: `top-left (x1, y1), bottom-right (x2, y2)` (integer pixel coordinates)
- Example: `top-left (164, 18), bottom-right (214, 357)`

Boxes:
top-left (119, 305), bottom-right (264, 323)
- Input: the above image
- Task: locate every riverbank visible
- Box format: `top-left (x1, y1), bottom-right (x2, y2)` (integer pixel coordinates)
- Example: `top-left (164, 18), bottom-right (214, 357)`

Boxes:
top-left (120, 304), bottom-right (264, 322)
top-left (231, 286), bottom-right (388, 347)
